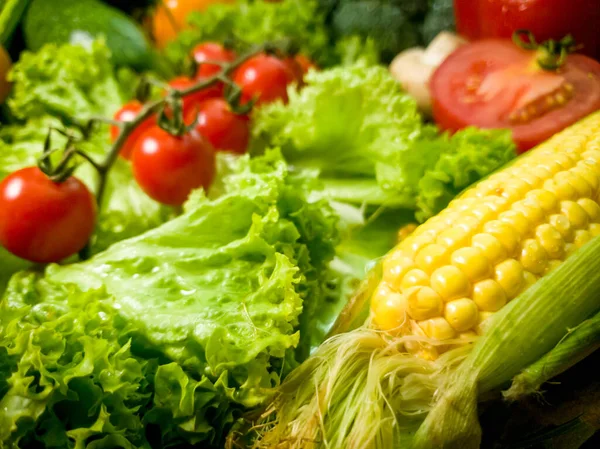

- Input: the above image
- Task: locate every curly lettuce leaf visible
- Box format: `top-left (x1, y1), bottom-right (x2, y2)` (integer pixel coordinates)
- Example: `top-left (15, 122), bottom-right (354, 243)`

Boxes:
top-left (0, 150), bottom-right (340, 447)
top-left (165, 0), bottom-right (334, 71)
top-left (251, 63), bottom-right (517, 221)
top-left (8, 40), bottom-right (137, 121)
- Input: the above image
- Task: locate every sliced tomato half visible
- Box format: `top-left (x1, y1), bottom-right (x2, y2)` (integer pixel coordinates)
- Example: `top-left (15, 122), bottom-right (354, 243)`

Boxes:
top-left (430, 40), bottom-right (600, 152)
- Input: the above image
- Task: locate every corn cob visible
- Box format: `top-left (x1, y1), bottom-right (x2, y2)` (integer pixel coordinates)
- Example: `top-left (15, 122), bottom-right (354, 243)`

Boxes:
top-left (371, 111), bottom-right (600, 359)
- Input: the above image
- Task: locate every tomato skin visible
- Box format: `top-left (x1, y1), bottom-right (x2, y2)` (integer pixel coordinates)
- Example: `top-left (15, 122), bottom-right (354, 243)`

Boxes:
top-left (294, 54), bottom-right (317, 75)
top-left (110, 101), bottom-right (156, 160)
top-left (233, 54), bottom-right (293, 106)
top-left (0, 168), bottom-right (97, 263)
top-left (192, 42), bottom-right (236, 80)
top-left (185, 98), bottom-right (250, 154)
top-left (282, 57), bottom-right (304, 85)
top-left (430, 39), bottom-right (600, 152)
top-left (132, 126), bottom-right (216, 206)
top-left (454, 0), bottom-right (600, 59)
top-left (152, 0), bottom-right (236, 48)
top-left (168, 76), bottom-right (221, 116)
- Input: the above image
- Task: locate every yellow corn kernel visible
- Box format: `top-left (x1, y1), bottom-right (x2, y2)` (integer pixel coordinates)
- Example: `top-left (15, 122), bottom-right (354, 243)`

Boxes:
top-left (430, 265), bottom-right (470, 300)
top-left (560, 201), bottom-right (589, 228)
top-left (404, 234), bottom-right (436, 258)
top-left (573, 229), bottom-right (592, 248)
top-left (415, 244), bottom-right (449, 273)
top-left (405, 286), bottom-right (444, 320)
top-left (590, 223), bottom-right (600, 237)
top-left (382, 251), bottom-right (416, 291)
top-left (483, 220), bottom-right (521, 255)
top-left (436, 228), bottom-right (473, 253)
top-left (544, 178), bottom-right (578, 201)
top-left (471, 233), bottom-right (507, 264)
top-left (444, 298), bottom-right (479, 332)
top-left (487, 195), bottom-right (510, 213)
top-left (371, 283), bottom-right (409, 332)
top-left (455, 215), bottom-right (482, 234)
top-left (565, 243), bottom-right (577, 256)
top-left (578, 198), bottom-right (600, 222)
top-left (560, 170), bottom-right (593, 197)
top-left (500, 179), bottom-right (530, 201)
top-left (535, 223), bottom-right (565, 258)
top-left (574, 161), bottom-right (600, 191)
top-left (418, 317), bottom-right (456, 340)
top-left (519, 239), bottom-right (549, 274)
top-left (472, 279), bottom-right (507, 312)
top-left (400, 269), bottom-right (430, 291)
top-left (451, 247), bottom-right (492, 281)
top-left (499, 210), bottom-right (530, 235)
top-left (522, 271), bottom-right (538, 289)
top-left (494, 259), bottom-right (525, 299)
top-left (397, 223), bottom-right (418, 242)
top-left (470, 204), bottom-right (495, 222)
top-left (512, 200), bottom-right (545, 224)
top-left (549, 214), bottom-right (574, 241)
top-left (525, 189), bottom-right (558, 213)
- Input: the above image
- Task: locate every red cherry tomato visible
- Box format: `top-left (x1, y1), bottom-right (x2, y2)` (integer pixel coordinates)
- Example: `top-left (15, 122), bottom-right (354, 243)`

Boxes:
top-left (294, 54), bottom-right (317, 75)
top-left (185, 98), bottom-right (250, 154)
top-left (453, 0), bottom-right (600, 60)
top-left (0, 167), bottom-right (97, 263)
top-left (168, 76), bottom-right (221, 116)
top-left (192, 42), bottom-right (236, 80)
top-left (233, 54), bottom-right (294, 106)
top-left (131, 126), bottom-right (216, 206)
top-left (110, 101), bottom-right (156, 160)
top-left (282, 57), bottom-right (304, 85)
top-left (430, 39), bottom-right (600, 152)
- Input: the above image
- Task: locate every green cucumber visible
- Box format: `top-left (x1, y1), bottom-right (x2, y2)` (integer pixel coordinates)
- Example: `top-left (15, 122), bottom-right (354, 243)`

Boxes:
top-left (23, 0), bottom-right (154, 71)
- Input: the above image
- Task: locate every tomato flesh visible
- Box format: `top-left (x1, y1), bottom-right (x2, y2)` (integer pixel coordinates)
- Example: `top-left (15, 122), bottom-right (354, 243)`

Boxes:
top-left (430, 40), bottom-right (600, 152)
top-left (0, 168), bottom-right (97, 263)
top-left (111, 101), bottom-right (156, 160)
top-left (132, 126), bottom-right (216, 206)
top-left (454, 0), bottom-right (600, 59)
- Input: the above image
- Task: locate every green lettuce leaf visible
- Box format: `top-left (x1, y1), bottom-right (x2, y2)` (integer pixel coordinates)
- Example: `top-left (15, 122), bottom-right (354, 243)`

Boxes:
top-left (165, 0), bottom-right (334, 71)
top-left (0, 150), bottom-right (340, 447)
top-left (8, 40), bottom-right (137, 122)
top-left (251, 63), bottom-right (517, 221)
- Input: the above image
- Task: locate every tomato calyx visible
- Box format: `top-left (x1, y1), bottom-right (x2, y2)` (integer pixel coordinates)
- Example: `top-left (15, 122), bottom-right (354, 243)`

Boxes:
top-left (513, 30), bottom-right (581, 71)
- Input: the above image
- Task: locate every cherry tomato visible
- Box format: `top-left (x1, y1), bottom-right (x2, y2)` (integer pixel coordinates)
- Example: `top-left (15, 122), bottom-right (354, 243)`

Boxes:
top-left (168, 76), bottom-right (221, 116)
top-left (131, 126), bottom-right (216, 206)
top-left (294, 54), bottom-right (317, 75)
top-left (282, 57), bottom-right (304, 85)
top-left (233, 54), bottom-right (294, 106)
top-left (0, 167), bottom-right (97, 263)
top-left (454, 0), bottom-right (600, 60)
top-left (192, 42), bottom-right (236, 80)
top-left (430, 39), bottom-right (600, 152)
top-left (185, 98), bottom-right (250, 154)
top-left (152, 0), bottom-right (236, 48)
top-left (0, 45), bottom-right (12, 104)
top-left (110, 101), bottom-right (156, 160)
